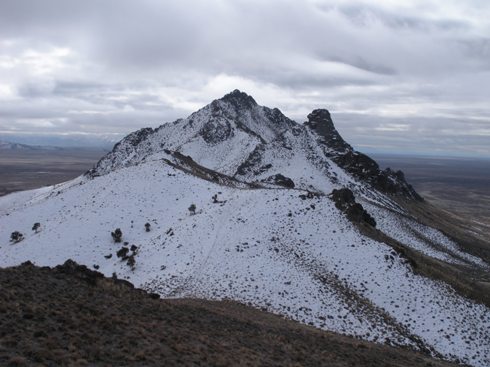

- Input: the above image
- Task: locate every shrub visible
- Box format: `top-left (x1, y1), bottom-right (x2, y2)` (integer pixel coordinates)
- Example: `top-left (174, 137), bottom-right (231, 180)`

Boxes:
top-left (10, 231), bottom-right (24, 243)
top-left (188, 204), bottom-right (196, 215)
top-left (32, 222), bottom-right (41, 233)
top-left (144, 222), bottom-right (151, 232)
top-left (116, 247), bottom-right (129, 259)
top-left (111, 228), bottom-right (122, 243)
top-left (127, 255), bottom-right (136, 270)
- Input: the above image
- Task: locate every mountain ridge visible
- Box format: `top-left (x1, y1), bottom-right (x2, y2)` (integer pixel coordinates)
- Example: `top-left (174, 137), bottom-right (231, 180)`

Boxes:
top-left (89, 89), bottom-right (419, 201)
top-left (0, 140), bottom-right (64, 151)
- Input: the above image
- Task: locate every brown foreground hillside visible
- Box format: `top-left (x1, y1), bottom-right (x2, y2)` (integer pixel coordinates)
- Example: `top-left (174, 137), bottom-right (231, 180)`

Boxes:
top-left (0, 260), bottom-right (459, 367)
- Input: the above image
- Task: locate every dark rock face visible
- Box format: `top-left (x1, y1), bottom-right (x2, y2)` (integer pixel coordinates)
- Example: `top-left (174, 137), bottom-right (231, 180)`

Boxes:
top-left (347, 203), bottom-right (377, 227)
top-left (262, 174), bottom-right (295, 188)
top-left (331, 188), bottom-right (356, 209)
top-left (305, 109), bottom-right (351, 152)
top-left (305, 110), bottom-right (421, 201)
top-left (331, 188), bottom-right (376, 227)
top-left (235, 144), bottom-right (266, 176)
top-left (221, 89), bottom-right (258, 110)
top-left (199, 100), bottom-right (236, 144)
top-left (217, 90), bottom-right (296, 144)
top-left (264, 107), bottom-right (297, 129)
top-left (200, 118), bottom-right (234, 144)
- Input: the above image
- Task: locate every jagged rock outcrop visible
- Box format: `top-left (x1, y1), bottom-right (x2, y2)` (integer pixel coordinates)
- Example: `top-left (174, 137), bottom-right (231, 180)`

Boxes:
top-left (305, 109), bottom-right (422, 201)
top-left (221, 89), bottom-right (258, 110)
top-left (262, 174), bottom-right (295, 188)
top-left (305, 109), bottom-right (351, 152)
top-left (331, 188), bottom-right (377, 227)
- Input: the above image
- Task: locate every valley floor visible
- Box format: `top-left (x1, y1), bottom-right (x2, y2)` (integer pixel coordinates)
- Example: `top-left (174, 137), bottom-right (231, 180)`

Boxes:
top-left (373, 154), bottom-right (490, 232)
top-left (0, 261), bottom-right (459, 367)
top-left (0, 149), bottom-right (105, 197)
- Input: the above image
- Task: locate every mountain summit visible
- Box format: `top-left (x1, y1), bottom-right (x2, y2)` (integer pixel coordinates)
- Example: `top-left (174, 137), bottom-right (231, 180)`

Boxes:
top-left (1, 91), bottom-right (489, 367)
top-left (90, 90), bottom-right (419, 200)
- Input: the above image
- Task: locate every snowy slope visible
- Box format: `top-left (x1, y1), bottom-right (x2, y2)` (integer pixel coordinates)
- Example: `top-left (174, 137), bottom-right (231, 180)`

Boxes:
top-left (1, 91), bottom-right (489, 367)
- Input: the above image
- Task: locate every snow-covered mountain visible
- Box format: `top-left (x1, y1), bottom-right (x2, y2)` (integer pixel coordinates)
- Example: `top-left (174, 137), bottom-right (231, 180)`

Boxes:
top-left (1, 90), bottom-right (489, 366)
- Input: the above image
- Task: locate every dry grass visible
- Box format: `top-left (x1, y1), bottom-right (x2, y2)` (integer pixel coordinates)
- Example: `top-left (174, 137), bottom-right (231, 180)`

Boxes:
top-left (0, 260), bottom-right (460, 367)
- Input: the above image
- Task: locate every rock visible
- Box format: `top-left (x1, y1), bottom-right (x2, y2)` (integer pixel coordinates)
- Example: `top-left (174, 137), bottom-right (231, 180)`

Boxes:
top-left (305, 109), bottom-right (351, 152)
top-left (220, 89), bottom-right (258, 110)
top-left (331, 188), bottom-right (376, 228)
top-left (200, 116), bottom-right (234, 144)
top-left (236, 145), bottom-right (266, 176)
top-left (262, 174), bottom-right (295, 189)
top-left (331, 188), bottom-right (356, 209)
top-left (305, 110), bottom-right (421, 201)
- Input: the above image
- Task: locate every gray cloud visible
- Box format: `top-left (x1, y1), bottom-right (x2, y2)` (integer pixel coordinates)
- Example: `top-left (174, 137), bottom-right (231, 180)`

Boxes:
top-left (0, 0), bottom-right (489, 156)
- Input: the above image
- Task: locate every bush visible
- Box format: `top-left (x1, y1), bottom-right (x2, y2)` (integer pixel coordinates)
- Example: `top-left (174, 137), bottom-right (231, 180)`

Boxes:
top-left (10, 231), bottom-right (24, 243)
top-left (188, 204), bottom-right (196, 215)
top-left (116, 247), bottom-right (129, 259)
top-left (111, 228), bottom-right (122, 243)
top-left (127, 255), bottom-right (136, 270)
top-left (32, 223), bottom-right (41, 233)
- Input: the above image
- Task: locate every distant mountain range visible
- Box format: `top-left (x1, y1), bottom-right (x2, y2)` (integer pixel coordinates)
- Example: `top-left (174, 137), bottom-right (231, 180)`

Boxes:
top-left (1, 90), bottom-right (489, 367)
top-left (0, 134), bottom-right (117, 150)
top-left (0, 139), bottom-right (111, 152)
top-left (0, 140), bottom-right (64, 151)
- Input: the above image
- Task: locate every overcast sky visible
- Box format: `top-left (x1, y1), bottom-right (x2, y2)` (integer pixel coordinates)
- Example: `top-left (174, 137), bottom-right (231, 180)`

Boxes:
top-left (0, 0), bottom-right (489, 156)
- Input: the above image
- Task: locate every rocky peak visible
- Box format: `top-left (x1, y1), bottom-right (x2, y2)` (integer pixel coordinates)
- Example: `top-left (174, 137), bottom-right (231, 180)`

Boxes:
top-left (304, 108), bottom-right (421, 201)
top-left (90, 91), bottom-right (422, 201)
top-left (306, 109), bottom-right (334, 129)
top-left (219, 89), bottom-right (258, 111)
top-left (305, 109), bottom-right (351, 152)
top-left (199, 90), bottom-right (295, 145)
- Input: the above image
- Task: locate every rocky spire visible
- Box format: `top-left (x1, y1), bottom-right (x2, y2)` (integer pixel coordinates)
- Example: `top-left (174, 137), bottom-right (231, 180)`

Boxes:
top-left (304, 108), bottom-right (421, 200)
top-left (304, 109), bottom-right (351, 153)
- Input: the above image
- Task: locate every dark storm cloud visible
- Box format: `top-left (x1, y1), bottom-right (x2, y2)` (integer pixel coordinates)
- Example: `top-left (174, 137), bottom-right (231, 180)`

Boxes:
top-left (0, 0), bottom-right (489, 156)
